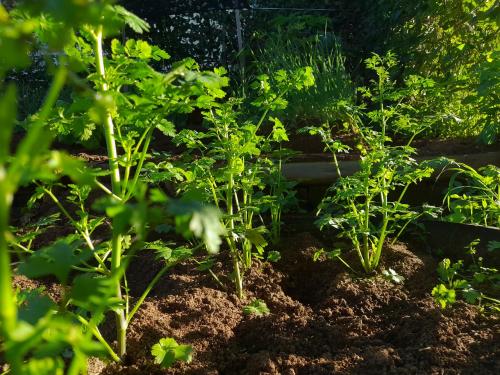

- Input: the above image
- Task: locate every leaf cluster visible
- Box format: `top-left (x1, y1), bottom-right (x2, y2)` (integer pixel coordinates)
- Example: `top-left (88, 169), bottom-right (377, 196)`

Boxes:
top-left (432, 240), bottom-right (499, 313)
top-left (444, 163), bottom-right (499, 227)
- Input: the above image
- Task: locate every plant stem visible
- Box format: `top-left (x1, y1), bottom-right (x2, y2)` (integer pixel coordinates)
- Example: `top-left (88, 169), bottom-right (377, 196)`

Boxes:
top-left (0, 177), bottom-right (16, 338)
top-left (128, 264), bottom-right (171, 324)
top-left (373, 216), bottom-right (389, 269)
top-left (1, 64), bottom-right (68, 375)
top-left (111, 230), bottom-right (127, 357)
top-left (362, 180), bottom-right (371, 271)
top-left (229, 238), bottom-right (244, 299)
top-left (332, 152), bottom-right (342, 179)
top-left (373, 184), bottom-right (389, 269)
top-left (94, 26), bottom-right (121, 192)
top-left (67, 351), bottom-right (86, 375)
top-left (95, 179), bottom-right (122, 201)
top-left (379, 76), bottom-right (386, 146)
top-left (226, 163), bottom-right (244, 298)
top-left (94, 25), bottom-right (127, 357)
top-left (39, 185), bottom-right (108, 271)
top-left (272, 144), bottom-right (283, 243)
top-left (124, 128), bottom-right (152, 202)
top-left (336, 255), bottom-right (360, 276)
top-left (74, 314), bottom-right (120, 362)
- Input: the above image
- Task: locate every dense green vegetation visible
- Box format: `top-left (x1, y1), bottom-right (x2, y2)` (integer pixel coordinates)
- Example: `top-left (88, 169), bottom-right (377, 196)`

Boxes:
top-left (0, 0), bottom-right (498, 373)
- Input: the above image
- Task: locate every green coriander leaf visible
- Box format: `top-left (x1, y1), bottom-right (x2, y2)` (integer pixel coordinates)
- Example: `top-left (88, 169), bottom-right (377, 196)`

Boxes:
top-left (243, 299), bottom-right (270, 316)
top-left (151, 338), bottom-right (193, 369)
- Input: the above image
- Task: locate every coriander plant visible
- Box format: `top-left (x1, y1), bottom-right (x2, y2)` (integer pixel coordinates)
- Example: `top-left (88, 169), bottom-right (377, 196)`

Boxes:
top-left (0, 1), bottom-right (114, 373)
top-left (173, 68), bottom-right (314, 298)
top-left (2, 0), bottom-right (227, 368)
top-left (313, 52), bottom-right (437, 274)
top-left (433, 240), bottom-right (499, 312)
top-left (38, 15), bottom-right (226, 360)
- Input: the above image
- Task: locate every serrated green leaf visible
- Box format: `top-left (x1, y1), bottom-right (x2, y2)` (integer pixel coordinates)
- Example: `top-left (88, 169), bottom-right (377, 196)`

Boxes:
top-left (270, 117), bottom-right (288, 142)
top-left (156, 119), bottom-right (176, 137)
top-left (18, 289), bottom-right (56, 325)
top-left (151, 338), bottom-right (193, 369)
top-left (170, 200), bottom-right (225, 254)
top-left (70, 274), bottom-right (121, 313)
top-left (113, 5), bottom-right (150, 34)
top-left (18, 241), bottom-right (91, 284)
top-left (266, 251), bottom-right (281, 263)
top-left (243, 299), bottom-right (270, 316)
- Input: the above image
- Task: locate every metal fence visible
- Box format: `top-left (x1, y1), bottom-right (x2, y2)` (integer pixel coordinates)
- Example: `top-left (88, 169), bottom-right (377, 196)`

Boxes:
top-left (123, 0), bottom-right (336, 70)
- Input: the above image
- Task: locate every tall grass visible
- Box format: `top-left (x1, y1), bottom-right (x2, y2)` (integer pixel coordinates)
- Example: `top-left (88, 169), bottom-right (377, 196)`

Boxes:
top-left (253, 30), bottom-right (355, 127)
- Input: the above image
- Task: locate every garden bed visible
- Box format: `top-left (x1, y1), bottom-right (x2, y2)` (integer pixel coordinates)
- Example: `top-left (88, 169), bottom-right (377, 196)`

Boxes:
top-left (103, 232), bottom-right (499, 374)
top-left (15, 232), bottom-right (498, 374)
top-left (2, 2), bottom-right (498, 373)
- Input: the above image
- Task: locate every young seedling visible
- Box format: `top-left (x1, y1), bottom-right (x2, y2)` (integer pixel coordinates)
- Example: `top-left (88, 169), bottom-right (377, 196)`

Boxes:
top-left (382, 268), bottom-right (405, 284)
top-left (151, 338), bottom-right (193, 369)
top-left (433, 240), bottom-right (500, 312)
top-left (243, 299), bottom-right (271, 316)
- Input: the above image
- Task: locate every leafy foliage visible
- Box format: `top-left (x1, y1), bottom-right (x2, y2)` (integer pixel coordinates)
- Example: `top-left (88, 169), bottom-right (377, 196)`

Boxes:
top-left (171, 67), bottom-right (313, 297)
top-left (333, 0), bottom-right (499, 140)
top-left (1, 1), bottom-right (229, 371)
top-left (433, 240), bottom-right (499, 312)
top-left (382, 268), bottom-right (405, 284)
top-left (444, 163), bottom-right (500, 227)
top-left (243, 299), bottom-right (271, 316)
top-left (151, 338), bottom-right (193, 369)
top-left (313, 53), bottom-right (437, 274)
top-left (18, 240), bottom-right (91, 284)
top-left (251, 21), bottom-right (354, 126)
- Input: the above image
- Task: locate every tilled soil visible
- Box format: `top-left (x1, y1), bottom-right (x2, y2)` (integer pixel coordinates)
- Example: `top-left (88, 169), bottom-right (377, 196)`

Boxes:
top-left (85, 232), bottom-right (500, 374)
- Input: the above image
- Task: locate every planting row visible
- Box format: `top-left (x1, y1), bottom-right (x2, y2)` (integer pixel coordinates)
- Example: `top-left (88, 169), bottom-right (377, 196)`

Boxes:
top-left (0, 1), bottom-right (498, 374)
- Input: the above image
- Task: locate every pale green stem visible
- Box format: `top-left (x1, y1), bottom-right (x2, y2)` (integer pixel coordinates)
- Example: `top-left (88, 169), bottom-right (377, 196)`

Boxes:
top-left (372, 186), bottom-right (389, 270)
top-left (122, 147), bottom-right (132, 196)
top-left (0, 179), bottom-right (16, 338)
top-left (110, 231), bottom-right (127, 357)
top-left (94, 26), bottom-right (121, 192)
top-left (122, 124), bottom-right (149, 196)
top-left (39, 185), bottom-right (108, 271)
top-left (1, 65), bottom-right (68, 375)
top-left (379, 77), bottom-right (386, 146)
top-left (94, 25), bottom-right (127, 357)
top-left (332, 152), bottom-right (342, 179)
top-left (95, 179), bottom-right (122, 201)
top-left (362, 194), bottom-right (371, 269)
top-left (127, 264), bottom-right (171, 324)
top-left (226, 164), bottom-right (243, 298)
top-left (74, 314), bottom-right (120, 362)
top-left (124, 128), bottom-right (152, 202)
top-left (67, 351), bottom-right (86, 375)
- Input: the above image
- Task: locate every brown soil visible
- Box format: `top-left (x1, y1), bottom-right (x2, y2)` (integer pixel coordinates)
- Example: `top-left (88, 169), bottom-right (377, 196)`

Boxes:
top-left (80, 232), bottom-right (499, 374)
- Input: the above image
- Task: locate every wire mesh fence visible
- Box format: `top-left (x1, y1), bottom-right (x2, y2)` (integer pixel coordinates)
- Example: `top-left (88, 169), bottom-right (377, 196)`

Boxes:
top-left (123, 0), bottom-right (337, 70)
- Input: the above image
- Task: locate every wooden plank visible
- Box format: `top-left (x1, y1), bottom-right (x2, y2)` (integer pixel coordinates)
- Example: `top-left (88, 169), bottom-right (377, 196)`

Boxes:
top-left (423, 220), bottom-right (500, 266)
top-left (283, 151), bottom-right (500, 185)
